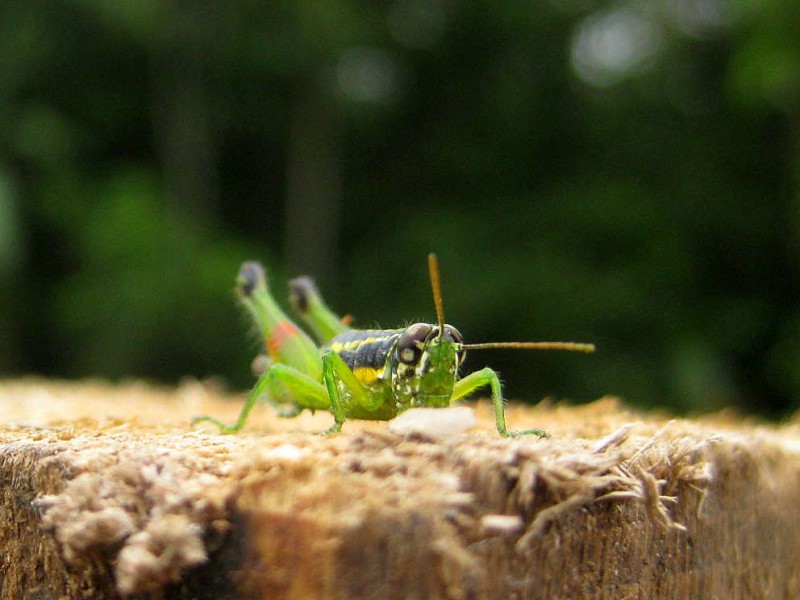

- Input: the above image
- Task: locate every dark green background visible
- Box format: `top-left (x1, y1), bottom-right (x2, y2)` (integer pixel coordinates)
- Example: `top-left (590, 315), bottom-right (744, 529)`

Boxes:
top-left (1, 0), bottom-right (798, 417)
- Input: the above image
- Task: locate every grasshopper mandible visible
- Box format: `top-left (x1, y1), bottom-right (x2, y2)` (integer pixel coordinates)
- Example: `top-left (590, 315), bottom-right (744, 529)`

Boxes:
top-left (192, 254), bottom-right (594, 437)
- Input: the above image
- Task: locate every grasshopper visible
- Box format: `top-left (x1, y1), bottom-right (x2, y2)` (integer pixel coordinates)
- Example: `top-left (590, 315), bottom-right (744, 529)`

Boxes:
top-left (193, 254), bottom-right (594, 437)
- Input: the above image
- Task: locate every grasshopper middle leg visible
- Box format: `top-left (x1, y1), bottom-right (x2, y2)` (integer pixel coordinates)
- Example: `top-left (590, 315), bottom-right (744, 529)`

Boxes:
top-left (192, 364), bottom-right (331, 433)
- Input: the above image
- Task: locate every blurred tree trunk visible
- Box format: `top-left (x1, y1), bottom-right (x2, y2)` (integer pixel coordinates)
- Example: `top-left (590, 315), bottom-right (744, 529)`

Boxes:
top-left (149, 2), bottom-right (219, 228)
top-left (285, 85), bottom-right (342, 287)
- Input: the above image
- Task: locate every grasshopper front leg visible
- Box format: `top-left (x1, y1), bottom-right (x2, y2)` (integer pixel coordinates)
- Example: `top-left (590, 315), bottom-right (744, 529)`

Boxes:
top-left (452, 367), bottom-right (548, 438)
top-left (320, 349), bottom-right (389, 434)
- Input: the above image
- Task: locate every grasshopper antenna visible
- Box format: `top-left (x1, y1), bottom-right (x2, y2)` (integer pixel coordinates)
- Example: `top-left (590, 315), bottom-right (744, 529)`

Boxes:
top-left (462, 341), bottom-right (595, 353)
top-left (428, 253), bottom-right (595, 354)
top-left (428, 253), bottom-right (446, 340)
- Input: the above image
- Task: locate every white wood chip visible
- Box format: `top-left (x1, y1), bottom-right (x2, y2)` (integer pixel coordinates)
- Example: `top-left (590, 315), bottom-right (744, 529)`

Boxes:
top-left (388, 407), bottom-right (476, 440)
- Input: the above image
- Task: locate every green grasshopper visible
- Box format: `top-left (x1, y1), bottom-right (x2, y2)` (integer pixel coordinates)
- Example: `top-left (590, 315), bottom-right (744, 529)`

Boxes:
top-left (193, 254), bottom-right (594, 437)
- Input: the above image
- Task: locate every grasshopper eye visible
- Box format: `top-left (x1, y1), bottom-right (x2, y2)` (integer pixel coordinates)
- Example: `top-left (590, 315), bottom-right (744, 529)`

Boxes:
top-left (396, 323), bottom-right (432, 365)
top-left (443, 325), bottom-right (466, 366)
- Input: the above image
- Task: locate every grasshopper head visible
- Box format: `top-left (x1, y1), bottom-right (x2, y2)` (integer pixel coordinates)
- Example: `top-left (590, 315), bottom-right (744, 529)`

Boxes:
top-left (389, 254), bottom-right (595, 411)
top-left (392, 322), bottom-right (465, 408)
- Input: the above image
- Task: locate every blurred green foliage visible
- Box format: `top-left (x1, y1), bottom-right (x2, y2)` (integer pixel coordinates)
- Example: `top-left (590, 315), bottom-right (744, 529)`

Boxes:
top-left (1, 0), bottom-right (798, 417)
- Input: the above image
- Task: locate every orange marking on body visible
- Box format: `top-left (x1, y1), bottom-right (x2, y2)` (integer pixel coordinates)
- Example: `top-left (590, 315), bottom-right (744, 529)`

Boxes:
top-left (267, 321), bottom-right (300, 357)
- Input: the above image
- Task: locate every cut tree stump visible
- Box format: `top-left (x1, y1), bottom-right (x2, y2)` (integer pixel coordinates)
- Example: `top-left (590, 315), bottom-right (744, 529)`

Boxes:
top-left (1, 378), bottom-right (799, 599)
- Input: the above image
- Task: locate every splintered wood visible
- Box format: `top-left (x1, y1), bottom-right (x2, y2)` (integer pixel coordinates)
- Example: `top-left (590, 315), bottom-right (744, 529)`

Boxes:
top-left (0, 378), bottom-right (799, 599)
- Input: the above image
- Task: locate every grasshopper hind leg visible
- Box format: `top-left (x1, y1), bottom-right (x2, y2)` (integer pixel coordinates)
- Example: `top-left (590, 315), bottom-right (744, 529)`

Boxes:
top-left (289, 277), bottom-right (351, 344)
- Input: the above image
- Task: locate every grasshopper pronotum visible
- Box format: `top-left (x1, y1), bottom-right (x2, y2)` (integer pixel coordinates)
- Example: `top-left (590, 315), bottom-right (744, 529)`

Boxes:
top-left (193, 254), bottom-right (594, 436)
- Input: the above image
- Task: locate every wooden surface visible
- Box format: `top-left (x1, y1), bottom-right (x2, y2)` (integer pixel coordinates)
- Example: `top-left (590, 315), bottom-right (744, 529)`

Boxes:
top-left (1, 378), bottom-right (799, 599)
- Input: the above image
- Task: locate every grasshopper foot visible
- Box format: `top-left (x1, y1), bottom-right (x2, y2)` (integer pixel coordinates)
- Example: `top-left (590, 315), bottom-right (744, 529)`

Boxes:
top-left (321, 421), bottom-right (344, 436)
top-left (277, 404), bottom-right (304, 418)
top-left (503, 428), bottom-right (550, 439)
top-left (191, 415), bottom-right (242, 435)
